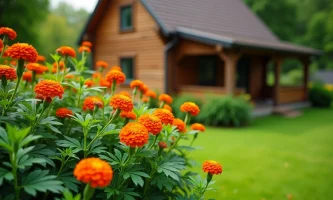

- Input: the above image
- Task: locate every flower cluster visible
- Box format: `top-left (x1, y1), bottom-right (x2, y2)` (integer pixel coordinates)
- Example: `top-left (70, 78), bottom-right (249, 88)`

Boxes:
top-left (0, 27), bottom-right (224, 200)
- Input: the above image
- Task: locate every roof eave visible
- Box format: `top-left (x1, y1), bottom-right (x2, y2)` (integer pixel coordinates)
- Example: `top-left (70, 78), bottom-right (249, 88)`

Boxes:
top-left (77, 0), bottom-right (104, 45)
top-left (140, 0), bottom-right (169, 37)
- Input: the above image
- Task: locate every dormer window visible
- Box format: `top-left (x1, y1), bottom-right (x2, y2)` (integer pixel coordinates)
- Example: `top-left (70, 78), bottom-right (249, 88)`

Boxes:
top-left (120, 5), bottom-right (133, 31)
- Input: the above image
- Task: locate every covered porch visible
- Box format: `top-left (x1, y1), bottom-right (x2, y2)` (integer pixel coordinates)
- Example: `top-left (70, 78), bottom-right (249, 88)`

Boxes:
top-left (168, 39), bottom-right (311, 109)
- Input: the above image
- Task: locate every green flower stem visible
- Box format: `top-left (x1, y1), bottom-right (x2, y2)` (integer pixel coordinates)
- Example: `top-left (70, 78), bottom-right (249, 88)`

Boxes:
top-left (111, 80), bottom-right (116, 96)
top-left (83, 126), bottom-right (89, 158)
top-left (159, 101), bottom-right (165, 108)
top-left (83, 184), bottom-right (95, 200)
top-left (200, 173), bottom-right (213, 198)
top-left (56, 60), bottom-right (60, 82)
top-left (57, 156), bottom-right (71, 176)
top-left (61, 56), bottom-right (68, 82)
top-left (9, 151), bottom-right (20, 200)
top-left (139, 91), bottom-right (143, 105)
top-left (0, 35), bottom-right (7, 59)
top-left (184, 112), bottom-right (189, 125)
top-left (167, 133), bottom-right (181, 153)
top-left (86, 109), bottom-right (120, 151)
top-left (8, 59), bottom-right (24, 105)
top-left (132, 87), bottom-right (137, 100)
top-left (77, 91), bottom-right (82, 108)
top-left (30, 100), bottom-right (51, 134)
top-left (143, 168), bottom-right (157, 196)
top-left (190, 132), bottom-right (198, 146)
top-left (148, 135), bottom-right (158, 149)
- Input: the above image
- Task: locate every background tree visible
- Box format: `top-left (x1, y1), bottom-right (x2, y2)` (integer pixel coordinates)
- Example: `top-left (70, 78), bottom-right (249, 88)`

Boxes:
top-left (0, 0), bottom-right (49, 50)
top-left (38, 2), bottom-right (90, 60)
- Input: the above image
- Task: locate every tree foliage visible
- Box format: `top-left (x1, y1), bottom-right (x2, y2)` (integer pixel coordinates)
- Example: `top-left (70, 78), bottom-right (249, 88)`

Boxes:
top-left (0, 0), bottom-right (49, 50)
top-left (244, 0), bottom-right (333, 69)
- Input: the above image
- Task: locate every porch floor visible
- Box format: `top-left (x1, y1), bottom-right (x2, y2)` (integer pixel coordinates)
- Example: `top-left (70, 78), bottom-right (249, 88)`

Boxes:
top-left (252, 101), bottom-right (311, 118)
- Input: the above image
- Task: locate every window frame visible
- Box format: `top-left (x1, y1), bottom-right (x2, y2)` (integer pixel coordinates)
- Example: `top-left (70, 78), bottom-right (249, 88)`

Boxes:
top-left (197, 56), bottom-right (218, 86)
top-left (119, 57), bottom-right (135, 83)
top-left (119, 4), bottom-right (134, 32)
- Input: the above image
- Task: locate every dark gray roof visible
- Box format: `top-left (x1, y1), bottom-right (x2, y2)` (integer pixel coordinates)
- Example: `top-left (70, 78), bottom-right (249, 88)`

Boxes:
top-left (312, 71), bottom-right (333, 84)
top-left (79, 0), bottom-right (322, 55)
top-left (144, 0), bottom-right (321, 55)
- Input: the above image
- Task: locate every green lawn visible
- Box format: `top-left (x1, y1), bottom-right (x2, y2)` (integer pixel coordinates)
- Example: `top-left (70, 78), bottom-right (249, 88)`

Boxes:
top-left (189, 108), bottom-right (333, 200)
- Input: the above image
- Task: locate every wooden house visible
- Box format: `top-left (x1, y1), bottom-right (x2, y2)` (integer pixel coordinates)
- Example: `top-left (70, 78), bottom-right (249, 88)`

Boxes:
top-left (79, 0), bottom-right (321, 107)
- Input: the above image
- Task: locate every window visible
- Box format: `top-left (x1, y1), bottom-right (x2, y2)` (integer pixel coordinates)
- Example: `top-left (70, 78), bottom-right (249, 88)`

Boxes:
top-left (120, 5), bottom-right (133, 31)
top-left (120, 58), bottom-right (134, 82)
top-left (198, 56), bottom-right (217, 86)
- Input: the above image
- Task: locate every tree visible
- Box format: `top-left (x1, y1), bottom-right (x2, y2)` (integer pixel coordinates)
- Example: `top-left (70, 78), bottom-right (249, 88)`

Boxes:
top-left (244, 0), bottom-right (298, 41)
top-left (0, 0), bottom-right (49, 50)
top-left (38, 2), bottom-right (90, 60)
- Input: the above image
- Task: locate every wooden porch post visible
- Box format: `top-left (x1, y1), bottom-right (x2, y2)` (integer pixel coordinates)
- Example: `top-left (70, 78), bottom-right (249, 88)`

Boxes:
top-left (301, 58), bottom-right (310, 100)
top-left (273, 57), bottom-right (283, 106)
top-left (219, 51), bottom-right (241, 94)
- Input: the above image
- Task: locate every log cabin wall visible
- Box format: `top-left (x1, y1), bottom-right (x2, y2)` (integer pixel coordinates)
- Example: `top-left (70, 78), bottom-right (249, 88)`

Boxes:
top-left (93, 0), bottom-right (165, 92)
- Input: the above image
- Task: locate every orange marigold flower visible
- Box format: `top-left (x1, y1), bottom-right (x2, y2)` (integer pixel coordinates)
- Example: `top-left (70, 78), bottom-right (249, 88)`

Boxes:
top-left (159, 94), bottom-right (172, 104)
top-left (110, 66), bottom-right (121, 71)
top-left (36, 55), bottom-right (46, 62)
top-left (163, 104), bottom-right (172, 112)
top-left (5, 43), bottom-right (38, 62)
top-left (96, 61), bottom-right (108, 69)
top-left (10, 60), bottom-right (17, 66)
top-left (0, 65), bottom-right (17, 80)
top-left (83, 96), bottom-right (104, 111)
top-left (145, 90), bottom-right (157, 98)
top-left (173, 118), bottom-right (186, 133)
top-left (138, 114), bottom-right (163, 135)
top-left (158, 141), bottom-right (168, 149)
top-left (119, 122), bottom-right (149, 148)
top-left (130, 80), bottom-right (144, 89)
top-left (92, 72), bottom-right (101, 79)
top-left (141, 84), bottom-right (149, 93)
top-left (202, 160), bottom-right (222, 175)
top-left (26, 63), bottom-right (46, 74)
top-left (109, 94), bottom-right (133, 112)
top-left (191, 123), bottom-right (205, 132)
top-left (56, 46), bottom-right (76, 58)
top-left (65, 74), bottom-right (75, 79)
top-left (106, 70), bottom-right (126, 84)
top-left (52, 61), bottom-right (65, 69)
top-left (78, 46), bottom-right (91, 53)
top-left (120, 111), bottom-right (136, 120)
top-left (22, 71), bottom-right (32, 82)
top-left (99, 78), bottom-right (111, 88)
top-left (153, 108), bottom-right (174, 125)
top-left (74, 157), bottom-right (113, 188)
top-left (0, 27), bottom-right (17, 40)
top-left (142, 97), bottom-right (149, 103)
top-left (34, 80), bottom-right (64, 100)
top-left (180, 102), bottom-right (200, 116)
top-left (56, 107), bottom-right (73, 118)
top-left (82, 41), bottom-right (92, 48)
top-left (84, 79), bottom-right (93, 87)
top-left (119, 91), bottom-right (131, 98)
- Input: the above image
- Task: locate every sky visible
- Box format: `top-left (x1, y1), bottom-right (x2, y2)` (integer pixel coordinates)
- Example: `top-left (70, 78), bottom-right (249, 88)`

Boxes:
top-left (51, 0), bottom-right (98, 12)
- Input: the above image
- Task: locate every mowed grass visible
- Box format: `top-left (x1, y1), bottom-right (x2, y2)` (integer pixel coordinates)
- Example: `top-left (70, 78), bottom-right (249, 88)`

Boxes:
top-left (187, 108), bottom-right (333, 200)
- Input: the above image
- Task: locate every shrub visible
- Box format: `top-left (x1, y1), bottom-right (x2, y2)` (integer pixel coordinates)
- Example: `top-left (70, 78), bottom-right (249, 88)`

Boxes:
top-left (309, 82), bottom-right (333, 107)
top-left (171, 94), bottom-right (203, 122)
top-left (198, 95), bottom-right (252, 127)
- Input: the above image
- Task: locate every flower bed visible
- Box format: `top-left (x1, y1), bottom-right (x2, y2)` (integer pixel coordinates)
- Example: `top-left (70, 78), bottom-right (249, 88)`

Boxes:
top-left (0, 27), bottom-right (223, 199)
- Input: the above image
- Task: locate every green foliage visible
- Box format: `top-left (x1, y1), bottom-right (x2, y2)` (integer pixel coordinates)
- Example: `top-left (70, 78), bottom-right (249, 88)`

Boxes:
top-left (38, 2), bottom-right (90, 61)
top-left (0, 0), bottom-right (49, 50)
top-left (309, 83), bottom-right (333, 107)
top-left (172, 95), bottom-right (203, 121)
top-left (198, 95), bottom-right (252, 127)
